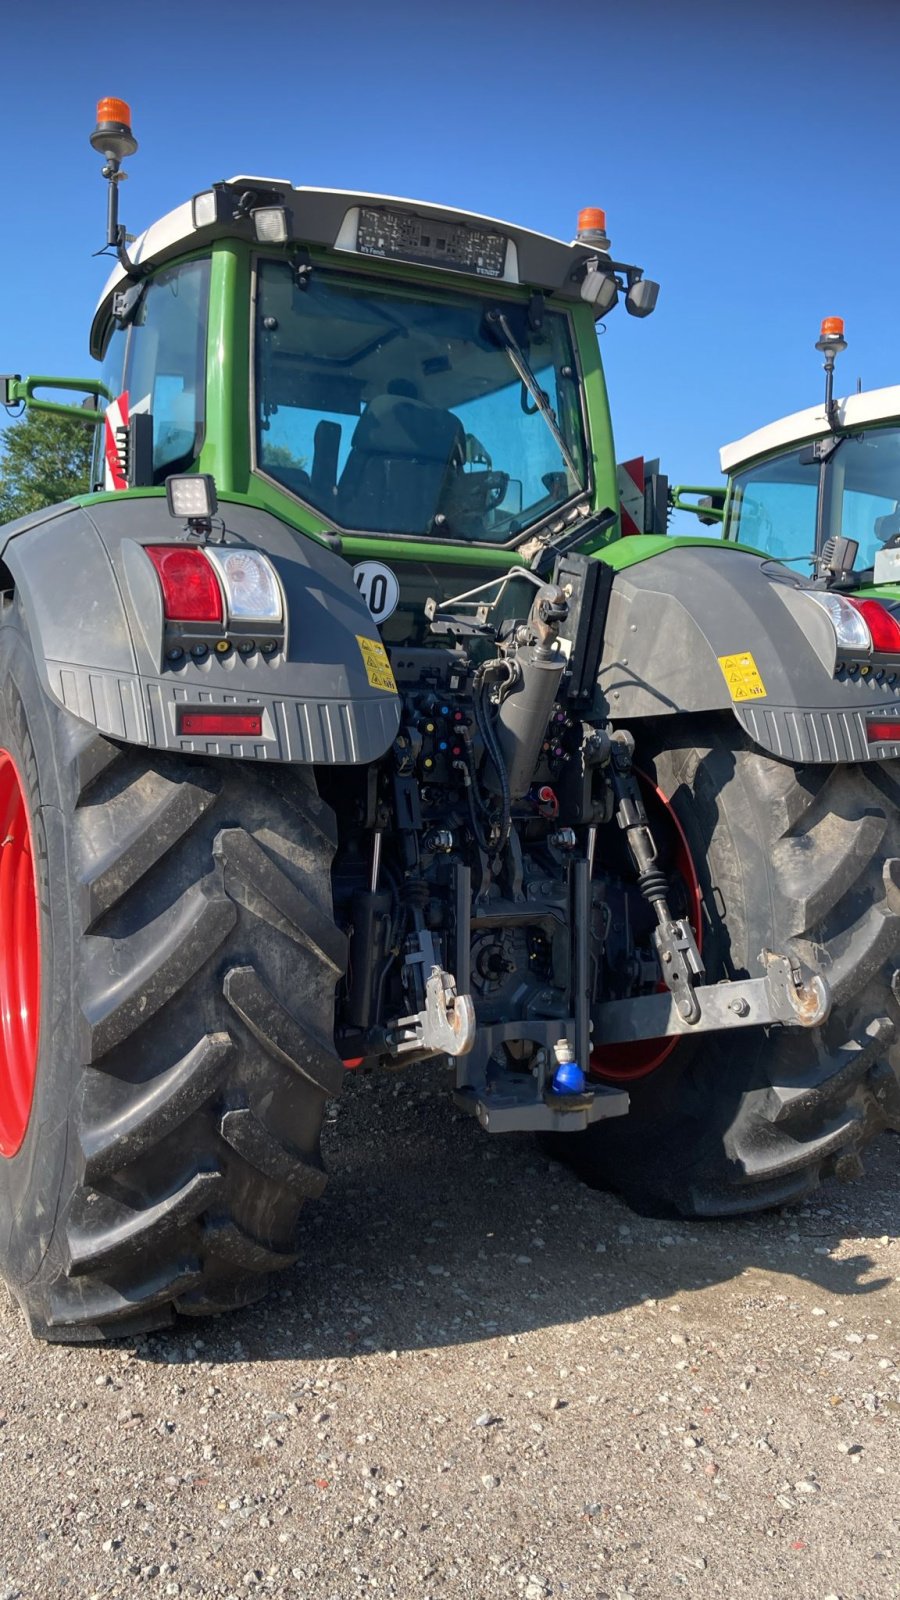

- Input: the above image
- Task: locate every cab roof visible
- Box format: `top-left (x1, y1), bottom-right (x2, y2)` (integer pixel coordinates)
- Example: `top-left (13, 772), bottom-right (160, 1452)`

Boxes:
top-left (721, 384), bottom-right (900, 474)
top-left (91, 178), bottom-right (600, 353)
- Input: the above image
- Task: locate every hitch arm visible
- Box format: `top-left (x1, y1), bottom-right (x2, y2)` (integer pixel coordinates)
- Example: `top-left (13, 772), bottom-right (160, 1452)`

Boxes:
top-left (609, 733), bottom-right (705, 1021)
top-left (593, 954), bottom-right (831, 1044)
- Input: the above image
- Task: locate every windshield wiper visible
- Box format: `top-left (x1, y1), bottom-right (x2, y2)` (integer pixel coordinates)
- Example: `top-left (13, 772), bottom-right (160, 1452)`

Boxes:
top-left (484, 308), bottom-right (584, 488)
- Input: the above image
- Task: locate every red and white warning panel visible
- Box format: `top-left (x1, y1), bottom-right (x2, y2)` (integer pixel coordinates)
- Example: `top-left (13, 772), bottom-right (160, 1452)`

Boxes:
top-left (103, 392), bottom-right (129, 491)
top-left (616, 457), bottom-right (665, 537)
top-left (617, 456), bottom-right (644, 536)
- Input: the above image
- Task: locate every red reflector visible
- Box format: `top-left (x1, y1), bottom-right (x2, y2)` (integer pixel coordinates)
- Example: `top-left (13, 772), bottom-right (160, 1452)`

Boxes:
top-left (180, 711), bottom-right (263, 737)
top-left (146, 545), bottom-right (223, 623)
top-left (847, 598), bottom-right (900, 654)
top-left (342, 1057), bottom-right (364, 1070)
top-left (866, 720), bottom-right (900, 743)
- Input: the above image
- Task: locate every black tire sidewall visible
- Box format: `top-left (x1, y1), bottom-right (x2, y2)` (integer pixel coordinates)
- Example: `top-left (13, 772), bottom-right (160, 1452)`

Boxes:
top-left (632, 728), bottom-right (776, 1117)
top-left (584, 723), bottom-right (809, 1197)
top-left (649, 727), bottom-right (781, 986)
top-left (0, 612), bottom-right (83, 1291)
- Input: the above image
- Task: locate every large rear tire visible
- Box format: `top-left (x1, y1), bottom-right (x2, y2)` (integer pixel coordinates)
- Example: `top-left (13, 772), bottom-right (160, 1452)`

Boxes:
top-left (562, 716), bottom-right (900, 1216)
top-left (0, 602), bottom-right (346, 1340)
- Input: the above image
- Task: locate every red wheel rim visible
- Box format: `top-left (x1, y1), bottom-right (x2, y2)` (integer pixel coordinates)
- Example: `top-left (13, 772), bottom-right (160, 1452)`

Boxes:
top-left (0, 750), bottom-right (41, 1156)
top-left (590, 769), bottom-right (702, 1084)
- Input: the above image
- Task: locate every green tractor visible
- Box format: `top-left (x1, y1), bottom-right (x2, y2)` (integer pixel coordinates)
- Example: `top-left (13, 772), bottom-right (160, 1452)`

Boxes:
top-left (2, 100), bottom-right (900, 1342)
top-left (674, 315), bottom-right (900, 622)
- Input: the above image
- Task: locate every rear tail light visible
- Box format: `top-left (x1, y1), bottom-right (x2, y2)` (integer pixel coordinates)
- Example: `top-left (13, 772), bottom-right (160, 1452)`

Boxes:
top-left (802, 590), bottom-right (872, 653)
top-left (146, 546), bottom-right (223, 623)
top-left (866, 720), bottom-right (900, 744)
top-left (846, 597), bottom-right (900, 655)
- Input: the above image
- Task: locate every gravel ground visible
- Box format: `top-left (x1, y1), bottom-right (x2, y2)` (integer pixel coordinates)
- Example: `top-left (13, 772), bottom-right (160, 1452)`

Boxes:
top-left (0, 1065), bottom-right (898, 1600)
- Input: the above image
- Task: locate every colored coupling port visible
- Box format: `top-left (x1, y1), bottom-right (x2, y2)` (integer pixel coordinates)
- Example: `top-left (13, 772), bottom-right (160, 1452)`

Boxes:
top-left (550, 1038), bottom-right (586, 1095)
top-left (529, 783), bottom-right (559, 819)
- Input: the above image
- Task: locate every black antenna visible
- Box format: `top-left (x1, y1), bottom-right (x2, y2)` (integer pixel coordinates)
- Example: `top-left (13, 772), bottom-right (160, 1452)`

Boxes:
top-left (89, 98), bottom-right (146, 280)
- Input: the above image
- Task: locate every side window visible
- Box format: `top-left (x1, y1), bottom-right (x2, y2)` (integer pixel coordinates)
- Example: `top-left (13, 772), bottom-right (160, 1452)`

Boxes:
top-left (126, 258), bottom-right (210, 481)
top-left (726, 452), bottom-right (819, 562)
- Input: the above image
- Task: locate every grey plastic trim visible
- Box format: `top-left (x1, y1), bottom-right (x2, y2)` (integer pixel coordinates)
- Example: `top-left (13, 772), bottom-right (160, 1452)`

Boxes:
top-left (734, 703), bottom-right (874, 765)
top-left (594, 547), bottom-right (900, 765)
top-left (48, 661), bottom-right (400, 762)
top-left (2, 498), bottom-right (401, 766)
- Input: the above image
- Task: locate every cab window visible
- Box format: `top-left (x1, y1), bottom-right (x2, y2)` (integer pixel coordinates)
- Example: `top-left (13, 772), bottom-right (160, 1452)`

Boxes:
top-left (725, 449), bottom-right (819, 562)
top-left (92, 257), bottom-right (210, 488)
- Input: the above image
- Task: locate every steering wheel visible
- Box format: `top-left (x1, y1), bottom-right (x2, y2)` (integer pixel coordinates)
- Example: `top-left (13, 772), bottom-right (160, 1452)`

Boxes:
top-left (482, 470), bottom-right (509, 511)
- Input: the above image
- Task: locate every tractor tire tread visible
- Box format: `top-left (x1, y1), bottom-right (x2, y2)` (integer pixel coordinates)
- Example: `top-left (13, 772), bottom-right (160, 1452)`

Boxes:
top-left (558, 718), bottom-right (900, 1218)
top-left (1, 673), bottom-right (346, 1340)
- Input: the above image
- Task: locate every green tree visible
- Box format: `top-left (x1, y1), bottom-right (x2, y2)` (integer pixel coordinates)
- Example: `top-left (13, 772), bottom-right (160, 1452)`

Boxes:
top-left (0, 409), bottom-right (95, 522)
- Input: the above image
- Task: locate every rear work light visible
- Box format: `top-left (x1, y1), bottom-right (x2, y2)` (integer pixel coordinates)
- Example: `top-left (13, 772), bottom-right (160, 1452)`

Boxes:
top-left (146, 546), bottom-right (223, 623)
top-left (179, 711), bottom-right (263, 737)
top-left (846, 597), bottom-right (900, 654)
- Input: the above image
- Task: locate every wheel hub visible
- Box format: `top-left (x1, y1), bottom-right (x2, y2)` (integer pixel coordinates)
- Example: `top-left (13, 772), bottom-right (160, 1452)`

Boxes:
top-left (0, 750), bottom-right (40, 1157)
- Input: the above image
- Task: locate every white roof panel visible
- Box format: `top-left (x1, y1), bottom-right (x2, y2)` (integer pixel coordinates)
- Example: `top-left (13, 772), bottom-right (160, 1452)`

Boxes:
top-left (720, 385), bottom-right (900, 473)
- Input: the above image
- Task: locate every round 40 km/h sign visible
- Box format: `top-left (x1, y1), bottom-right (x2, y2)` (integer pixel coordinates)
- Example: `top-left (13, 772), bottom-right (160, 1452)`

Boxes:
top-left (352, 560), bottom-right (400, 624)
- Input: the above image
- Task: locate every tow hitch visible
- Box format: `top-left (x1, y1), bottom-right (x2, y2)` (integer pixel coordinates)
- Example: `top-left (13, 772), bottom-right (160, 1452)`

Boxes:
top-left (593, 953), bottom-right (831, 1045)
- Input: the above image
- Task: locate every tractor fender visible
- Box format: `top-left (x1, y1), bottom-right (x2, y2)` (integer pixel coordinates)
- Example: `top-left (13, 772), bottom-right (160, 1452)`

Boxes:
top-left (0, 497), bottom-right (400, 765)
top-left (595, 545), bottom-right (900, 763)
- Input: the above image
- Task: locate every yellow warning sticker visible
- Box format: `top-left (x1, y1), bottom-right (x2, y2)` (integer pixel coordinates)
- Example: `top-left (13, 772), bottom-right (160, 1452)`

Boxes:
top-left (717, 651), bottom-right (767, 701)
top-left (356, 635), bottom-right (398, 695)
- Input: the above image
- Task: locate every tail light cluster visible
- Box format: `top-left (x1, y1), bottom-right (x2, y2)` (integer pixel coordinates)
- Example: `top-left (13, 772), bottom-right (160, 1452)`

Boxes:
top-left (803, 591), bottom-right (900, 658)
top-left (144, 544), bottom-right (282, 743)
top-left (146, 545), bottom-right (284, 628)
top-left (802, 590), bottom-right (900, 748)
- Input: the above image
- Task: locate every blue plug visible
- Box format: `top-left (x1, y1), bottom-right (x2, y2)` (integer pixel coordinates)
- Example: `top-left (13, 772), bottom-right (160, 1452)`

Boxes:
top-left (551, 1059), bottom-right (586, 1095)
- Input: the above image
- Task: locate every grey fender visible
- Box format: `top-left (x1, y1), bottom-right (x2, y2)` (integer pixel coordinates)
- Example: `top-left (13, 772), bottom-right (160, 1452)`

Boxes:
top-left (594, 546), bottom-right (900, 763)
top-left (0, 497), bottom-right (400, 764)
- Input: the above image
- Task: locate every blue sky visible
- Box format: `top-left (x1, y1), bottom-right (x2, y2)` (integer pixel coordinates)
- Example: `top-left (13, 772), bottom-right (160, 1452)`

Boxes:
top-left (2, 0), bottom-right (897, 524)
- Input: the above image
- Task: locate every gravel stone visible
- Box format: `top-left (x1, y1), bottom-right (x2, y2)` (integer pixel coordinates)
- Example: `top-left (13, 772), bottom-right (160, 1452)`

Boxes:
top-left (0, 1067), bottom-right (897, 1600)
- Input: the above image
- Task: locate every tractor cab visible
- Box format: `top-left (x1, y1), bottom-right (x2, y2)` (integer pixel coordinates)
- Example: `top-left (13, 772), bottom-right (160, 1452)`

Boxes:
top-left (675, 318), bottom-right (900, 601)
top-left (0, 97), bottom-right (669, 650)
top-left (721, 384), bottom-right (900, 592)
top-left (17, 99), bottom-right (658, 649)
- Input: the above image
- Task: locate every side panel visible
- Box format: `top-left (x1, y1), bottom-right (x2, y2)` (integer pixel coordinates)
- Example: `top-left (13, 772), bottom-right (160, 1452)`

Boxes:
top-left (0, 498), bottom-right (400, 764)
top-left (595, 547), bottom-right (900, 763)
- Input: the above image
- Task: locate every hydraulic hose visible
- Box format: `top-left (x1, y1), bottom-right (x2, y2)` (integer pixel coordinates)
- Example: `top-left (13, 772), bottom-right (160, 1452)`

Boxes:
top-left (474, 661), bottom-right (516, 852)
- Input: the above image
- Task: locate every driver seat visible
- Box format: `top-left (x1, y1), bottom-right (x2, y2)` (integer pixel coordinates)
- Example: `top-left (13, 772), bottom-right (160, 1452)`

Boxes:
top-left (875, 511), bottom-right (900, 547)
top-left (337, 392), bottom-right (464, 533)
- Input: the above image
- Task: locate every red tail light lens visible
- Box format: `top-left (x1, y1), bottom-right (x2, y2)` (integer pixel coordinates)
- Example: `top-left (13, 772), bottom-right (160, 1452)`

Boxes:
top-left (847, 598), bottom-right (900, 654)
top-left (866, 720), bottom-right (900, 743)
top-left (146, 546), bottom-right (223, 623)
